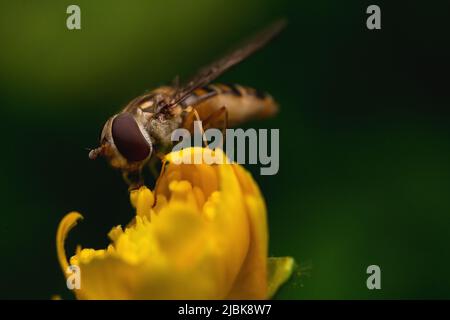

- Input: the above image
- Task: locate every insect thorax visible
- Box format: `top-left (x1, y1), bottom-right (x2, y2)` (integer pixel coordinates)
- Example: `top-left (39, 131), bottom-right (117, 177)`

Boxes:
top-left (146, 113), bottom-right (183, 150)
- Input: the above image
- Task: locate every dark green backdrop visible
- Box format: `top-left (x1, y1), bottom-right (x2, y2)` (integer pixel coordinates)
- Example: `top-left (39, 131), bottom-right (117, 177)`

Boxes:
top-left (1, 0), bottom-right (449, 299)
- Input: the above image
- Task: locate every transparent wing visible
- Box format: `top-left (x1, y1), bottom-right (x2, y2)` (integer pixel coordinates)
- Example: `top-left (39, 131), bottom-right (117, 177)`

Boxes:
top-left (168, 19), bottom-right (287, 107)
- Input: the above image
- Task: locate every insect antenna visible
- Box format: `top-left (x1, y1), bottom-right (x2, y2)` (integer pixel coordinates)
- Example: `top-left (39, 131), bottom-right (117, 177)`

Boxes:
top-left (87, 146), bottom-right (104, 160)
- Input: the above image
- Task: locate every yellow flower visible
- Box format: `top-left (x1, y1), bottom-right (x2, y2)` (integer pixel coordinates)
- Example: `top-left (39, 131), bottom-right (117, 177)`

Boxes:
top-left (57, 147), bottom-right (294, 299)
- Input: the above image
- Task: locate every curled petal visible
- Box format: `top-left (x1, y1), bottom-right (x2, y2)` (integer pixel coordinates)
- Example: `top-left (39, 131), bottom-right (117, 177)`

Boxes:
top-left (56, 212), bottom-right (83, 273)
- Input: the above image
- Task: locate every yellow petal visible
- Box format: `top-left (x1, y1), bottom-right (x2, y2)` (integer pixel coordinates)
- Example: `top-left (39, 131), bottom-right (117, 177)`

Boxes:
top-left (208, 164), bottom-right (250, 296)
top-left (56, 212), bottom-right (83, 273)
top-left (74, 256), bottom-right (142, 299)
top-left (267, 257), bottom-right (295, 299)
top-left (227, 165), bottom-right (268, 299)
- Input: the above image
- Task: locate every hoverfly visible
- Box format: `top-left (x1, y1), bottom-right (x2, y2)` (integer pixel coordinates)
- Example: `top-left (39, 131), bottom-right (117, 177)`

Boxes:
top-left (89, 20), bottom-right (286, 189)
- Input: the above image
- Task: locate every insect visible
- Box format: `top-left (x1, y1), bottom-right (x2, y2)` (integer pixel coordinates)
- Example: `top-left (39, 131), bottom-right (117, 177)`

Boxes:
top-left (89, 19), bottom-right (286, 189)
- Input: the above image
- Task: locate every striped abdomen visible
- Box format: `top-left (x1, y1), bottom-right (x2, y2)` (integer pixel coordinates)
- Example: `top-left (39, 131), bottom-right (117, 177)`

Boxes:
top-left (180, 83), bottom-right (278, 127)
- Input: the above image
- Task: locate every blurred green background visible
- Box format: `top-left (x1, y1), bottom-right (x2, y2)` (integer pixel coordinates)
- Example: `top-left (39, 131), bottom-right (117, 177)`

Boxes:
top-left (1, 0), bottom-right (449, 299)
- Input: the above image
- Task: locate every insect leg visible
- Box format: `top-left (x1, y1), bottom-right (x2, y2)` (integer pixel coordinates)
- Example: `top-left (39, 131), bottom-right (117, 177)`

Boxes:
top-left (190, 109), bottom-right (209, 148)
top-left (203, 106), bottom-right (229, 149)
top-left (123, 169), bottom-right (144, 191)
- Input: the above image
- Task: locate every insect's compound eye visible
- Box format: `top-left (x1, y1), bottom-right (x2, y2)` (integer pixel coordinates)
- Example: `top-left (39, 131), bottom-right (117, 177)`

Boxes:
top-left (111, 113), bottom-right (151, 162)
